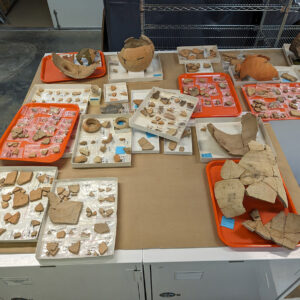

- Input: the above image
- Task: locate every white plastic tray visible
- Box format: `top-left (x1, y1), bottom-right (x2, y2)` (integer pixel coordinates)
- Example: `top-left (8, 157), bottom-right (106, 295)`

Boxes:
top-left (25, 84), bottom-right (101, 114)
top-left (177, 45), bottom-right (221, 64)
top-left (107, 54), bottom-right (163, 83)
top-left (184, 62), bottom-right (214, 73)
top-left (163, 128), bottom-right (193, 155)
top-left (36, 177), bottom-right (118, 261)
top-left (72, 114), bottom-right (132, 168)
top-left (195, 116), bottom-right (275, 162)
top-left (0, 166), bottom-right (57, 243)
top-left (132, 129), bottom-right (160, 154)
top-left (104, 82), bottom-right (128, 104)
top-left (130, 87), bottom-right (197, 143)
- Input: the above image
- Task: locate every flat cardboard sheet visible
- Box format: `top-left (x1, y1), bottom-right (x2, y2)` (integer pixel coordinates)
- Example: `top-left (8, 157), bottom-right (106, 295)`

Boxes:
top-left (0, 49), bottom-right (297, 254)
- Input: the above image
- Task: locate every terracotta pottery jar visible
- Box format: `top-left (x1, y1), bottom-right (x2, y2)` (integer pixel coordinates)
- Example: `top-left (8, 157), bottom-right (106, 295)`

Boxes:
top-left (118, 35), bottom-right (155, 72)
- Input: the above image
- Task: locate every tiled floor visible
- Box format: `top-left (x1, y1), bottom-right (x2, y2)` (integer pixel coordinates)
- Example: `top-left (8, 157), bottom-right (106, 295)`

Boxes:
top-left (0, 30), bottom-right (102, 135)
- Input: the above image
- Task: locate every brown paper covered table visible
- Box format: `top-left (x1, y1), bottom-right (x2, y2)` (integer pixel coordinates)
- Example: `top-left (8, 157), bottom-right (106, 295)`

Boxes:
top-left (0, 49), bottom-right (298, 254)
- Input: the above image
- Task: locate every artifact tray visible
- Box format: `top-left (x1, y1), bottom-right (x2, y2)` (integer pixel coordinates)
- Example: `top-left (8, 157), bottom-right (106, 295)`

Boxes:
top-left (195, 116), bottom-right (275, 162)
top-left (72, 114), bottom-right (132, 168)
top-left (104, 82), bottom-right (128, 104)
top-left (242, 83), bottom-right (300, 121)
top-left (130, 87), bottom-right (197, 143)
top-left (25, 84), bottom-right (101, 114)
top-left (163, 127), bottom-right (193, 156)
top-left (0, 166), bottom-right (57, 243)
top-left (178, 73), bottom-right (242, 118)
top-left (36, 177), bottom-right (118, 260)
top-left (107, 54), bottom-right (163, 83)
top-left (0, 103), bottom-right (79, 163)
top-left (177, 45), bottom-right (221, 64)
top-left (132, 129), bottom-right (160, 154)
top-left (40, 51), bottom-right (106, 83)
top-left (206, 160), bottom-right (298, 248)
top-left (185, 62), bottom-right (214, 74)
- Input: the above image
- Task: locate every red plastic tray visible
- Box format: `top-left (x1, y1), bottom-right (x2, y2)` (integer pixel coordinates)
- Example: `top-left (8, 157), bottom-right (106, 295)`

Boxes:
top-left (0, 103), bottom-right (79, 163)
top-left (242, 83), bottom-right (300, 121)
top-left (178, 73), bottom-right (242, 118)
top-left (41, 51), bottom-right (106, 83)
top-left (206, 160), bottom-right (299, 248)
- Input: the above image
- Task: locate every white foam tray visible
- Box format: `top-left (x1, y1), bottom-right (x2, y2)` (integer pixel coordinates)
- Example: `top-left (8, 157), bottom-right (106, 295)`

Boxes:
top-left (177, 45), bottom-right (221, 64)
top-left (0, 166), bottom-right (57, 243)
top-left (36, 177), bottom-right (118, 262)
top-left (104, 82), bottom-right (128, 104)
top-left (25, 84), bottom-right (101, 114)
top-left (130, 87), bottom-right (197, 142)
top-left (72, 114), bottom-right (132, 168)
top-left (163, 129), bottom-right (193, 155)
top-left (132, 129), bottom-right (160, 154)
top-left (184, 62), bottom-right (214, 73)
top-left (195, 116), bottom-right (276, 163)
top-left (107, 54), bottom-right (163, 83)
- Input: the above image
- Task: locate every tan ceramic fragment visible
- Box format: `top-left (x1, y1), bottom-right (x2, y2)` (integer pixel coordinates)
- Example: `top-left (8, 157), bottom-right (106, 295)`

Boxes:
top-left (17, 171), bottom-right (33, 185)
top-left (14, 232), bottom-right (21, 239)
top-left (4, 213), bottom-right (12, 222)
top-left (221, 160), bottom-right (245, 180)
top-left (47, 242), bottom-right (59, 256)
top-left (99, 242), bottom-right (108, 255)
top-left (100, 145), bottom-right (107, 153)
top-left (138, 137), bottom-right (154, 150)
top-left (68, 241), bottom-right (81, 255)
top-left (13, 192), bottom-right (29, 208)
top-left (285, 213), bottom-right (300, 233)
top-left (248, 140), bottom-right (265, 151)
top-left (12, 187), bottom-right (21, 193)
top-left (263, 177), bottom-right (288, 207)
top-left (2, 194), bottom-right (11, 202)
top-left (167, 128), bottom-right (177, 136)
top-left (214, 179), bottom-right (246, 218)
top-left (2, 202), bottom-right (8, 208)
top-left (246, 182), bottom-right (277, 204)
top-left (114, 154), bottom-right (121, 162)
top-left (74, 155), bottom-right (87, 163)
top-left (99, 208), bottom-right (114, 217)
top-left (69, 185), bottom-right (80, 194)
top-left (4, 171), bottom-right (18, 185)
top-left (240, 144), bottom-right (275, 171)
top-left (79, 147), bottom-right (90, 156)
top-left (250, 209), bottom-right (261, 221)
top-left (37, 174), bottom-right (47, 183)
top-left (29, 188), bottom-right (42, 202)
top-left (243, 220), bottom-right (257, 232)
top-left (35, 203), bottom-right (44, 212)
top-left (31, 231), bottom-right (38, 237)
top-left (57, 187), bottom-right (65, 195)
top-left (49, 201), bottom-right (83, 225)
top-left (31, 220), bottom-right (40, 227)
top-left (271, 211), bottom-right (286, 232)
top-left (255, 221), bottom-right (271, 240)
top-left (168, 141), bottom-right (177, 151)
top-left (0, 228), bottom-right (6, 236)
top-left (102, 133), bottom-right (113, 144)
top-left (94, 222), bottom-right (110, 234)
top-left (94, 156), bottom-right (102, 163)
top-left (8, 212), bottom-right (20, 224)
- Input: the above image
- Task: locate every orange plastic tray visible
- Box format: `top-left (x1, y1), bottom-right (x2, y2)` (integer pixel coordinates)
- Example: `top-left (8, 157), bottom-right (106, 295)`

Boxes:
top-left (40, 51), bottom-right (106, 83)
top-left (178, 73), bottom-right (242, 118)
top-left (242, 83), bottom-right (300, 121)
top-left (0, 103), bottom-right (79, 163)
top-left (206, 160), bottom-right (299, 248)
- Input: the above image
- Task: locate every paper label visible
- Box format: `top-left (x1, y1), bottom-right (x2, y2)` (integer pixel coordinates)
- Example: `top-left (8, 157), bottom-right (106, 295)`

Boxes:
top-left (221, 216), bottom-right (235, 230)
